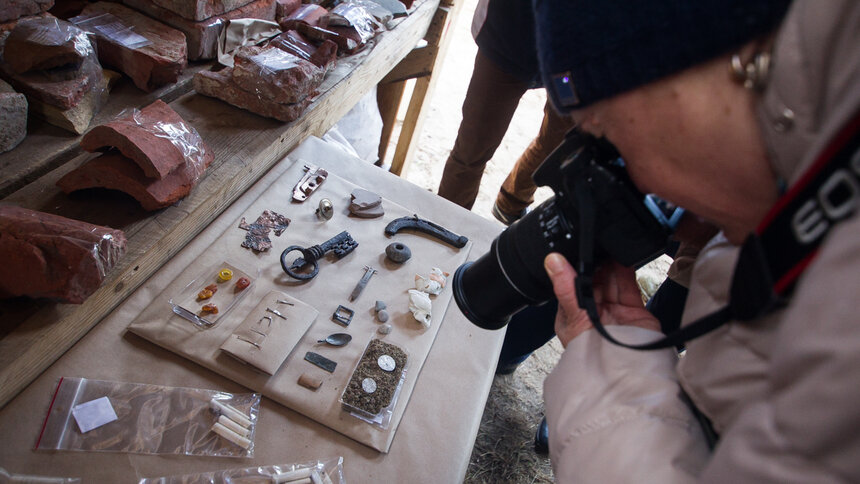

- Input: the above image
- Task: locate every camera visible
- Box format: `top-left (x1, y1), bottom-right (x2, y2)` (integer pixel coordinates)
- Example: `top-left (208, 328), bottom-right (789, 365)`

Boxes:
top-left (452, 128), bottom-right (683, 330)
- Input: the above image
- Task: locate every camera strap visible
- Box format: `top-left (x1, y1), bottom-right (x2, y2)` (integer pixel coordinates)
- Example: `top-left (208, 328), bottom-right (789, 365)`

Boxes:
top-left (578, 111), bottom-right (860, 350)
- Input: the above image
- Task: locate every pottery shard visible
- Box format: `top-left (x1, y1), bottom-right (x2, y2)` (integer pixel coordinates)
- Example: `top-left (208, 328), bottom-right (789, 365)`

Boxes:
top-left (73, 3), bottom-right (187, 92)
top-left (0, 204), bottom-right (127, 304)
top-left (269, 30), bottom-right (337, 71)
top-left (81, 99), bottom-right (212, 180)
top-left (193, 68), bottom-right (312, 123)
top-left (0, 0), bottom-right (53, 23)
top-left (57, 149), bottom-right (211, 211)
top-left (0, 19), bottom-right (103, 110)
top-left (3, 17), bottom-right (89, 74)
top-left (278, 4), bottom-right (326, 31)
top-left (231, 45), bottom-right (322, 105)
top-left (122, 0), bottom-right (276, 61)
top-left (151, 0), bottom-right (256, 22)
top-left (0, 80), bottom-right (27, 153)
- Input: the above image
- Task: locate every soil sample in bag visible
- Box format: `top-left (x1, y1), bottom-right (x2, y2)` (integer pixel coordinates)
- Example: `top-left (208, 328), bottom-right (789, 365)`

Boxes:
top-left (341, 339), bottom-right (407, 416)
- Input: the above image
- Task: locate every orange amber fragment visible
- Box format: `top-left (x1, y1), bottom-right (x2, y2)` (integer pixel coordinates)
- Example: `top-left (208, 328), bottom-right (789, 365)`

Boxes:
top-left (198, 284), bottom-right (218, 300)
top-left (201, 303), bottom-right (219, 314)
top-left (235, 277), bottom-right (250, 291)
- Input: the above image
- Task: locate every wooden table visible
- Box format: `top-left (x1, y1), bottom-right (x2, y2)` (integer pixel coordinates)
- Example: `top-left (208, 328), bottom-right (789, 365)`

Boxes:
top-left (0, 0), bottom-right (454, 410)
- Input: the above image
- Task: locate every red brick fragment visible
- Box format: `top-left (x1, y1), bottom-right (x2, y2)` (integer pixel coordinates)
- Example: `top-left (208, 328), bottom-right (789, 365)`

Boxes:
top-left (57, 149), bottom-right (212, 211)
top-left (73, 2), bottom-right (187, 92)
top-left (152, 0), bottom-right (256, 22)
top-left (122, 0), bottom-right (276, 61)
top-left (4, 17), bottom-right (89, 73)
top-left (193, 68), bottom-right (312, 122)
top-left (231, 45), bottom-right (322, 105)
top-left (275, 0), bottom-right (300, 23)
top-left (0, 0), bottom-right (53, 23)
top-left (80, 99), bottom-right (213, 180)
top-left (0, 205), bottom-right (127, 304)
top-left (269, 30), bottom-right (337, 70)
top-left (278, 3), bottom-right (325, 31)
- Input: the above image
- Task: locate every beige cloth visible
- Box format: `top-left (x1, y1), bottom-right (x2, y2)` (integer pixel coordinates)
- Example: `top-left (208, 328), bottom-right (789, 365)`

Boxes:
top-left (545, 1), bottom-right (860, 482)
top-left (128, 158), bottom-right (472, 453)
top-left (0, 136), bottom-right (505, 482)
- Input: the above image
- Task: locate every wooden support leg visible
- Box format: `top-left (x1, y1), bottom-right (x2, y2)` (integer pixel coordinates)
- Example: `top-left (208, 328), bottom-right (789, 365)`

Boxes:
top-left (377, 80), bottom-right (406, 164)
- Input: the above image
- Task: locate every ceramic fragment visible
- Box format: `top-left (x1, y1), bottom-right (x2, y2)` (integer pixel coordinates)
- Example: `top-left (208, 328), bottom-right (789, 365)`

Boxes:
top-left (408, 289), bottom-right (432, 328)
top-left (415, 267), bottom-right (448, 295)
top-left (298, 373), bottom-right (323, 390)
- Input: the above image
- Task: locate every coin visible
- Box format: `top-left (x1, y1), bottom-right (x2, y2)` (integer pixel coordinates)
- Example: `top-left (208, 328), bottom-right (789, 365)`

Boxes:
top-left (378, 354), bottom-right (396, 372)
top-left (362, 378), bottom-right (377, 394)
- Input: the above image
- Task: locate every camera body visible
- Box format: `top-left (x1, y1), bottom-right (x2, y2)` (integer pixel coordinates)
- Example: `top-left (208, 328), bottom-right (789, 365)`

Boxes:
top-left (452, 129), bottom-right (682, 330)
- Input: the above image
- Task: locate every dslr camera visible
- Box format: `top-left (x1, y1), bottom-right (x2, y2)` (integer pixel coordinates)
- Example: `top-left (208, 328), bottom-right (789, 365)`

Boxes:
top-left (452, 128), bottom-right (683, 330)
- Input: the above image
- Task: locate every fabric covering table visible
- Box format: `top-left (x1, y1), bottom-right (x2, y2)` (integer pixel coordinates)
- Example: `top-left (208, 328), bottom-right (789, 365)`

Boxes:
top-left (0, 136), bottom-right (506, 483)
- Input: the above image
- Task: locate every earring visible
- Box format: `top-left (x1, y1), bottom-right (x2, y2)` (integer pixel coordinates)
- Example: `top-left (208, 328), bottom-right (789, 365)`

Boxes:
top-left (730, 52), bottom-right (771, 91)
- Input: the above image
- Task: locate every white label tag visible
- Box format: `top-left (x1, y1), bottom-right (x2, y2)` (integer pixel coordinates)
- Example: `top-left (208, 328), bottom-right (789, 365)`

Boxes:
top-left (72, 396), bottom-right (118, 433)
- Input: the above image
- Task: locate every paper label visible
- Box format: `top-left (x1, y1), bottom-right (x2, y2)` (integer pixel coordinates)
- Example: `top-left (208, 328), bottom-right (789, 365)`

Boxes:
top-left (72, 396), bottom-right (118, 433)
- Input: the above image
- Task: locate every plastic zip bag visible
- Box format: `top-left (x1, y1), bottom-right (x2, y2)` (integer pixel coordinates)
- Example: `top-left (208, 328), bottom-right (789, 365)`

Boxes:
top-left (0, 467), bottom-right (80, 484)
top-left (35, 377), bottom-right (260, 457)
top-left (138, 456), bottom-right (345, 483)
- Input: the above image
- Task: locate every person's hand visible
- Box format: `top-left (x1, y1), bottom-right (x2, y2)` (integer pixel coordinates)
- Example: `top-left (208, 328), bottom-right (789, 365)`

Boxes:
top-left (544, 253), bottom-right (660, 348)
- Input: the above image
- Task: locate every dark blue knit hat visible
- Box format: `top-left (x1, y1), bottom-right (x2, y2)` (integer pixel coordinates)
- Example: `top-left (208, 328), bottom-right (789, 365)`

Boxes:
top-left (535, 0), bottom-right (793, 112)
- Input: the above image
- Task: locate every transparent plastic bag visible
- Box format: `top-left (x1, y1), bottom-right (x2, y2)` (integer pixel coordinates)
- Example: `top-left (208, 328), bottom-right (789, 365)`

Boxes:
top-left (340, 339), bottom-right (408, 430)
top-left (138, 456), bottom-right (345, 484)
top-left (3, 17), bottom-right (94, 74)
top-left (0, 467), bottom-right (80, 484)
top-left (70, 12), bottom-right (153, 49)
top-left (231, 45), bottom-right (323, 105)
top-left (35, 377), bottom-right (260, 457)
top-left (169, 260), bottom-right (257, 329)
top-left (0, 205), bottom-right (127, 304)
top-left (321, 3), bottom-right (381, 44)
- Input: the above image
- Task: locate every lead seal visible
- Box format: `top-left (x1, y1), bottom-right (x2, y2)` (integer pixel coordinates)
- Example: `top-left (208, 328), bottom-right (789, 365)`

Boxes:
top-left (378, 354), bottom-right (396, 372)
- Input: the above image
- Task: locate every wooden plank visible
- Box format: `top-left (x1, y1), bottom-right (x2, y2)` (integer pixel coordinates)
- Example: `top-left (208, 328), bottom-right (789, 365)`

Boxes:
top-left (0, 0), bottom-right (441, 410)
top-left (389, 3), bottom-right (459, 176)
top-left (379, 45), bottom-right (437, 84)
top-left (0, 64), bottom-right (209, 199)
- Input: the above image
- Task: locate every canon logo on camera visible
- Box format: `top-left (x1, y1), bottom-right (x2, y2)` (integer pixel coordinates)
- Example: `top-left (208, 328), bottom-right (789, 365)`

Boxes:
top-left (792, 147), bottom-right (860, 244)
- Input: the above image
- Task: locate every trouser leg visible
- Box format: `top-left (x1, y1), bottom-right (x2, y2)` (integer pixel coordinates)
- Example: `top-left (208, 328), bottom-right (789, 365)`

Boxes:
top-left (437, 51), bottom-right (529, 209)
top-left (494, 99), bottom-right (575, 215)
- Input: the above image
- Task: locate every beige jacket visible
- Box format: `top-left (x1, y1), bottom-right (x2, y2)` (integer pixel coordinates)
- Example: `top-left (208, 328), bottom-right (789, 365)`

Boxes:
top-left (544, 1), bottom-right (860, 482)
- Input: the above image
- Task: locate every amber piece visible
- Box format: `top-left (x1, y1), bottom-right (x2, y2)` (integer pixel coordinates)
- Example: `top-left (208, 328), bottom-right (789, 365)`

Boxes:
top-left (218, 268), bottom-right (233, 281)
top-left (201, 303), bottom-right (219, 314)
top-left (235, 277), bottom-right (250, 291)
top-left (197, 288), bottom-right (214, 300)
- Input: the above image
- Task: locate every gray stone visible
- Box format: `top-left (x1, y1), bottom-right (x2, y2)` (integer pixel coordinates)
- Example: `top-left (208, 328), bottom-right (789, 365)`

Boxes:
top-left (376, 309), bottom-right (389, 323)
top-left (0, 80), bottom-right (27, 153)
top-left (374, 300), bottom-right (386, 312)
top-left (385, 242), bottom-right (411, 263)
top-left (377, 323), bottom-right (392, 335)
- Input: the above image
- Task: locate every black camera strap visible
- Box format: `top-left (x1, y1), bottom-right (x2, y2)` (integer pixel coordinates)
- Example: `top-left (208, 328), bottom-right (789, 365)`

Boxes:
top-left (578, 112), bottom-right (860, 350)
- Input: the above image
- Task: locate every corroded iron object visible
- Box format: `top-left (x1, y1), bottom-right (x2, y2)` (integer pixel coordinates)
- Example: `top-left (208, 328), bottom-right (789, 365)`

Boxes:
top-left (280, 230), bottom-right (358, 280)
top-left (292, 164), bottom-right (328, 202)
top-left (385, 215), bottom-right (468, 248)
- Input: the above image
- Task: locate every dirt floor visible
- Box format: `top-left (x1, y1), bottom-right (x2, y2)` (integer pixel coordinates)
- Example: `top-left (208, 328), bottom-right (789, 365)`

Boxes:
top-left (382, 1), bottom-right (669, 481)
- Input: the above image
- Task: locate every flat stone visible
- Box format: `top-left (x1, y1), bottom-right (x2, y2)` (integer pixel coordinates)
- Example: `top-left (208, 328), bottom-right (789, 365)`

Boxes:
top-left (0, 0), bottom-right (53, 23)
top-left (24, 67), bottom-right (112, 134)
top-left (0, 80), bottom-right (27, 153)
top-left (122, 0), bottom-right (276, 61)
top-left (73, 2), bottom-right (187, 92)
top-left (0, 205), bottom-right (127, 304)
top-left (349, 203), bottom-right (384, 218)
top-left (3, 17), bottom-right (90, 74)
top-left (193, 67), bottom-right (312, 122)
top-left (231, 45), bottom-right (322, 105)
top-left (57, 149), bottom-right (211, 211)
top-left (151, 0), bottom-right (256, 22)
top-left (81, 99), bottom-right (213, 179)
top-left (376, 309), bottom-right (389, 323)
top-left (350, 188), bottom-right (382, 209)
top-left (377, 323), bottom-right (392, 335)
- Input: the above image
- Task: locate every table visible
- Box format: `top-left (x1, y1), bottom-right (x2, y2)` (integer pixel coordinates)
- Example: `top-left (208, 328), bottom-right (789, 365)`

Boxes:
top-left (0, 0), bottom-right (454, 410)
top-left (0, 136), bottom-right (505, 482)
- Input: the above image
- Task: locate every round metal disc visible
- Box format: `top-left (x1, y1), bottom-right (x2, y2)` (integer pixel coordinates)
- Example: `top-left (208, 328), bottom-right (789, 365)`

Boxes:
top-left (362, 378), bottom-right (377, 394)
top-left (378, 354), bottom-right (396, 372)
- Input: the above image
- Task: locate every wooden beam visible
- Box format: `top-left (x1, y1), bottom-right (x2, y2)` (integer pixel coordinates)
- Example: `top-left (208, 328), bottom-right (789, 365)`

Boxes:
top-left (379, 45), bottom-right (437, 84)
top-left (0, 0), bottom-right (442, 410)
top-left (377, 80), bottom-right (407, 162)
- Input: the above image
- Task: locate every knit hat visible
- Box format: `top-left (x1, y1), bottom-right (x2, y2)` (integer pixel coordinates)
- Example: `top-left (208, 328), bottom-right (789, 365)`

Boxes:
top-left (534, 0), bottom-right (793, 112)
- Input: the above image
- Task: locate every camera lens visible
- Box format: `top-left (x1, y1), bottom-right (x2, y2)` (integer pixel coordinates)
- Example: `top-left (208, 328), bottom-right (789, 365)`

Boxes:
top-left (453, 196), bottom-right (577, 329)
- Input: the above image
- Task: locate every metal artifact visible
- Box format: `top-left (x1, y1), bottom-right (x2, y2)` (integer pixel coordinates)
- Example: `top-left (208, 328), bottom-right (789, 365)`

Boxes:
top-left (385, 215), bottom-right (468, 248)
top-left (304, 351), bottom-right (337, 373)
top-left (280, 231), bottom-right (358, 280)
top-left (316, 198), bottom-right (334, 220)
top-left (332, 305), bottom-right (354, 326)
top-left (318, 333), bottom-right (352, 346)
top-left (292, 164), bottom-right (328, 202)
top-left (265, 307), bottom-right (286, 320)
top-left (349, 265), bottom-right (377, 301)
